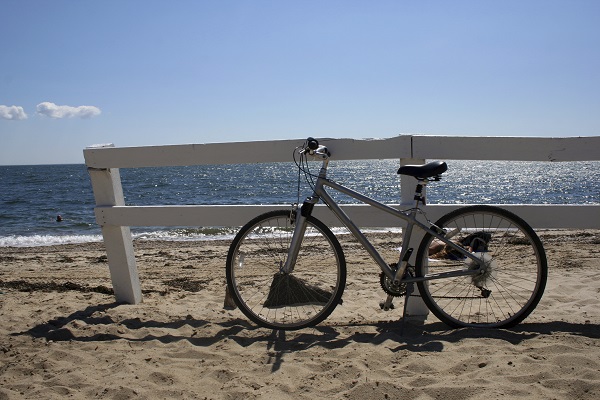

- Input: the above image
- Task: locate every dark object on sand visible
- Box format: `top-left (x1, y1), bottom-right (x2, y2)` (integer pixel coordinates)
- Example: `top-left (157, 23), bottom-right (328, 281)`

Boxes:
top-left (264, 273), bottom-right (331, 307)
top-left (430, 231), bottom-right (493, 260)
top-left (460, 231), bottom-right (492, 252)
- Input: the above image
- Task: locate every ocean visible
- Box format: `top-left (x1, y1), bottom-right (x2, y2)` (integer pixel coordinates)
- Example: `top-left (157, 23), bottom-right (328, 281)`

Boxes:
top-left (1, 160), bottom-right (599, 247)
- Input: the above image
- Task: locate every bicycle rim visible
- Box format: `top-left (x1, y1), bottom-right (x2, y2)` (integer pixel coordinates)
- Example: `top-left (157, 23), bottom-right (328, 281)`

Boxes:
top-left (226, 210), bottom-right (346, 330)
top-left (416, 205), bottom-right (547, 328)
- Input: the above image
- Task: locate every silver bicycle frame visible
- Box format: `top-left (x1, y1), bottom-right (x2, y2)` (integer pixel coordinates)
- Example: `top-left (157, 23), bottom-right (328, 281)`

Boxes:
top-left (283, 158), bottom-right (483, 284)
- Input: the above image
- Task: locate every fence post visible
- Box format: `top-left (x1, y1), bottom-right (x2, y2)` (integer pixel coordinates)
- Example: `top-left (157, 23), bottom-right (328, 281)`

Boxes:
top-left (87, 145), bottom-right (142, 304)
top-left (400, 157), bottom-right (430, 317)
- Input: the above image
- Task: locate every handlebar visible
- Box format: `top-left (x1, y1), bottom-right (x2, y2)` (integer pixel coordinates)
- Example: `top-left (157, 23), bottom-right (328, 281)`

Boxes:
top-left (300, 137), bottom-right (330, 159)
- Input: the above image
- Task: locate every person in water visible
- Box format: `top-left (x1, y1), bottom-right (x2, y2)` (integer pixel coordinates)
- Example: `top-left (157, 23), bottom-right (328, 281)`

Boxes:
top-left (56, 215), bottom-right (63, 222)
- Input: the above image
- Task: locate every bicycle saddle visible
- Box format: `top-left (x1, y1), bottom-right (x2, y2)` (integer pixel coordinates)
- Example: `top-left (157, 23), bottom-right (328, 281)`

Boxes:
top-left (397, 161), bottom-right (448, 179)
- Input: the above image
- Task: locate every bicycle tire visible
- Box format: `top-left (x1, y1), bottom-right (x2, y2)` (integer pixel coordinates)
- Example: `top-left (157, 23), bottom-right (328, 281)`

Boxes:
top-left (415, 205), bottom-right (547, 328)
top-left (226, 210), bottom-right (346, 330)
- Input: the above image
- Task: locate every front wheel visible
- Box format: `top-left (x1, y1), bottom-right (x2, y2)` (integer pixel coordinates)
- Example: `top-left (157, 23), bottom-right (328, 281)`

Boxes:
top-left (226, 210), bottom-right (346, 330)
top-left (415, 205), bottom-right (547, 328)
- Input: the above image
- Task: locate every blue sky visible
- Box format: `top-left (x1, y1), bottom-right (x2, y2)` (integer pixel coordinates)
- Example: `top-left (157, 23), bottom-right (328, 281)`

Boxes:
top-left (1, 0), bottom-right (599, 165)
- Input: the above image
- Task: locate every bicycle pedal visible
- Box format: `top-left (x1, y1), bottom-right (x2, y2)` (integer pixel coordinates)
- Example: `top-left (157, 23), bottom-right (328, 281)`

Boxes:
top-left (379, 301), bottom-right (395, 311)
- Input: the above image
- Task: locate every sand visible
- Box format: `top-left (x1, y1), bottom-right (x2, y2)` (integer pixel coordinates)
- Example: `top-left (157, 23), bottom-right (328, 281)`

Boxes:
top-left (1, 230), bottom-right (599, 399)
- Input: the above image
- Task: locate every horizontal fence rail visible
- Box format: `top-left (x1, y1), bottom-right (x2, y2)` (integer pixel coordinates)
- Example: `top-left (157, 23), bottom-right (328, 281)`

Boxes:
top-left (94, 204), bottom-right (600, 230)
top-left (84, 135), bottom-right (600, 307)
top-left (85, 135), bottom-right (599, 168)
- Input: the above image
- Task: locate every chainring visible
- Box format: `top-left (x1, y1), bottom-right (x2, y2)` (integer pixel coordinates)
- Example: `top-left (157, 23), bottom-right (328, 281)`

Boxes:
top-left (379, 264), bottom-right (407, 297)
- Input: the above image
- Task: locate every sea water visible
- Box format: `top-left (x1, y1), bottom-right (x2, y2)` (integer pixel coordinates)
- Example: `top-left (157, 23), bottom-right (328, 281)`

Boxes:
top-left (1, 160), bottom-right (598, 247)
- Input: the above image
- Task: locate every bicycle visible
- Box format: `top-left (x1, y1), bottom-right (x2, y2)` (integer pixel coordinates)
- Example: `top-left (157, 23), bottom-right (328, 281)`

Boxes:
top-left (226, 138), bottom-right (547, 330)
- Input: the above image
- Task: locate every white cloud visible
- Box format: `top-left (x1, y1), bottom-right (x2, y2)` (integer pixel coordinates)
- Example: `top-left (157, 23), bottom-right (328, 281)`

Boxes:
top-left (0, 105), bottom-right (28, 120)
top-left (36, 102), bottom-right (101, 119)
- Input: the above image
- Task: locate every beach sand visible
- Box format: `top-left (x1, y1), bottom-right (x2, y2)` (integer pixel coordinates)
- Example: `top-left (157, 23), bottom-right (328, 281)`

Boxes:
top-left (1, 230), bottom-right (599, 399)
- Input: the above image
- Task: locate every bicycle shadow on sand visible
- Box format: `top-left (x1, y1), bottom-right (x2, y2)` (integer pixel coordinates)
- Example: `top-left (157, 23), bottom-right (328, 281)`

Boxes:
top-left (386, 318), bottom-right (600, 353)
top-left (18, 301), bottom-right (599, 365)
top-left (15, 301), bottom-right (599, 374)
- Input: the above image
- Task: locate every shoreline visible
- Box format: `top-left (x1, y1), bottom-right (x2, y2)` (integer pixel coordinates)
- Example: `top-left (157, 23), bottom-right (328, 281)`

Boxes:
top-left (3, 223), bottom-right (598, 249)
top-left (1, 230), bottom-right (599, 399)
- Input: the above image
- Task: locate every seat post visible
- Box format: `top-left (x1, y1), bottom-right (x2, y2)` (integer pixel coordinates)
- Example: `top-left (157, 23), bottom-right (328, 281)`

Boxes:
top-left (414, 180), bottom-right (426, 206)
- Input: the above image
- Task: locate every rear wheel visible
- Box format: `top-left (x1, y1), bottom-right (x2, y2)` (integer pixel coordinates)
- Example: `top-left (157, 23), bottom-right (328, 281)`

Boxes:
top-left (415, 205), bottom-right (547, 328)
top-left (226, 210), bottom-right (346, 330)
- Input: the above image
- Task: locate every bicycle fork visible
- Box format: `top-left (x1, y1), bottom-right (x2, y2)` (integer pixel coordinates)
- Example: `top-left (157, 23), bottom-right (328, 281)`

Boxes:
top-left (281, 196), bottom-right (318, 274)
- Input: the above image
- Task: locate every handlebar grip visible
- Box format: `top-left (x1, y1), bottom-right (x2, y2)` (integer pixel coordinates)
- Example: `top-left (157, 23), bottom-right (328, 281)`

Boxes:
top-left (306, 137), bottom-right (319, 150)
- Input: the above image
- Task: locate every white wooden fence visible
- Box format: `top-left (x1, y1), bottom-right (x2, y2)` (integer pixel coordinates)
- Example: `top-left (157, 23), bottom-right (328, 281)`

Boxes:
top-left (84, 135), bottom-right (600, 315)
